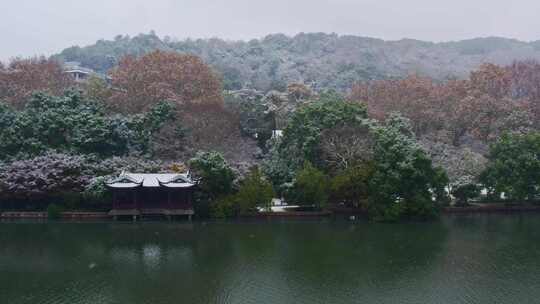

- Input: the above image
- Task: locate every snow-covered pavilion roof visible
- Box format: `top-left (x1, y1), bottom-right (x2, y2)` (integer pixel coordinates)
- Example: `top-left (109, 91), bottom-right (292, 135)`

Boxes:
top-left (105, 172), bottom-right (195, 189)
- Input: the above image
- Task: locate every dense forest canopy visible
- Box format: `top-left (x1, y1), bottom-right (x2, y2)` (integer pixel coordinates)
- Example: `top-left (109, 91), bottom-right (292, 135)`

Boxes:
top-left (52, 32), bottom-right (540, 91)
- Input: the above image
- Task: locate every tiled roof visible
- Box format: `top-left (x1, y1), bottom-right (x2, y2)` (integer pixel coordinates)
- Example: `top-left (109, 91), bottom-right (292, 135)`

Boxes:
top-left (106, 173), bottom-right (195, 188)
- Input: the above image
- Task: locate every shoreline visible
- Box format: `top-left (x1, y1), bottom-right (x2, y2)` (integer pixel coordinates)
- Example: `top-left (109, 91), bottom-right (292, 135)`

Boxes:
top-left (2, 203), bottom-right (540, 220)
top-left (442, 204), bottom-right (540, 213)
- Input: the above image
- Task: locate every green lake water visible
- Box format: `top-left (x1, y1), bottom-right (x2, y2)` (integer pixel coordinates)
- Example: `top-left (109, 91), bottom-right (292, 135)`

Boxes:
top-left (2, 214), bottom-right (540, 304)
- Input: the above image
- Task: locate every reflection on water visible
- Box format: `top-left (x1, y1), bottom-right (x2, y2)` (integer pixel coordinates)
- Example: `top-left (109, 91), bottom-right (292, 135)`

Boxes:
top-left (142, 244), bottom-right (161, 269)
top-left (1, 215), bottom-right (540, 303)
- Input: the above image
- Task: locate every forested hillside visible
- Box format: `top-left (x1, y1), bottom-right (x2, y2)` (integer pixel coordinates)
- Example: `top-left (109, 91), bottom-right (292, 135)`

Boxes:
top-left (53, 32), bottom-right (540, 91)
top-left (2, 38), bottom-right (539, 220)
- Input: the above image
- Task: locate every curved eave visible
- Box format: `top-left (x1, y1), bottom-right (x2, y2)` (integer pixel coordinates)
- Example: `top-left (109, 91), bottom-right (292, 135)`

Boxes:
top-left (158, 182), bottom-right (196, 188)
top-left (105, 183), bottom-right (143, 189)
top-left (159, 175), bottom-right (193, 184)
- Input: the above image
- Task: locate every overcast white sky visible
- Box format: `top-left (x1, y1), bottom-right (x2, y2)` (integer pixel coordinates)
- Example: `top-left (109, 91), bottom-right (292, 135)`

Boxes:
top-left (1, 0), bottom-right (540, 60)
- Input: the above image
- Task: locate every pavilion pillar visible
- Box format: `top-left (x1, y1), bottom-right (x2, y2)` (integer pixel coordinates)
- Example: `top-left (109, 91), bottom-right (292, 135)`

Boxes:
top-left (167, 190), bottom-right (172, 209)
top-left (188, 191), bottom-right (193, 209)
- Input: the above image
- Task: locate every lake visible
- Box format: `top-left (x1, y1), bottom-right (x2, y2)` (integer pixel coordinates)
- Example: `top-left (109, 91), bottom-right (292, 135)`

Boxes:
top-left (2, 214), bottom-right (540, 304)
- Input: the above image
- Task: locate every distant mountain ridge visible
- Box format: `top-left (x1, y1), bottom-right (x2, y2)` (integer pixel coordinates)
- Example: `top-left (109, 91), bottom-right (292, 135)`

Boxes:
top-left (53, 32), bottom-right (540, 91)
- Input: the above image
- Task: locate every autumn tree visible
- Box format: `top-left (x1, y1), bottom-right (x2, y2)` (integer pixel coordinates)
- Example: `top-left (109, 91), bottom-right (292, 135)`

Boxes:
top-left (505, 61), bottom-right (540, 129)
top-left (463, 63), bottom-right (538, 142)
top-left (507, 60), bottom-right (540, 99)
top-left (469, 63), bottom-right (511, 99)
top-left (0, 57), bottom-right (73, 109)
top-left (350, 76), bottom-right (447, 136)
top-left (107, 50), bottom-right (260, 166)
top-left (109, 50), bottom-right (223, 113)
top-left (452, 95), bottom-right (511, 143)
top-left (350, 62), bottom-right (539, 146)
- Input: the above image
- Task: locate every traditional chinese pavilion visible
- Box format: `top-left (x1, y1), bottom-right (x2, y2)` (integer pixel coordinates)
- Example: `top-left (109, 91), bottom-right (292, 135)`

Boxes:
top-left (105, 172), bottom-right (196, 220)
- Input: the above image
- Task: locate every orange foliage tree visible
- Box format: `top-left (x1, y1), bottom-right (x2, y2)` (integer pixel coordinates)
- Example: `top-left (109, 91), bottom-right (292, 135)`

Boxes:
top-left (350, 75), bottom-right (453, 136)
top-left (349, 62), bottom-right (539, 145)
top-left (106, 51), bottom-right (258, 165)
top-left (468, 63), bottom-right (511, 99)
top-left (506, 61), bottom-right (540, 129)
top-left (0, 57), bottom-right (73, 109)
top-left (109, 50), bottom-right (223, 113)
